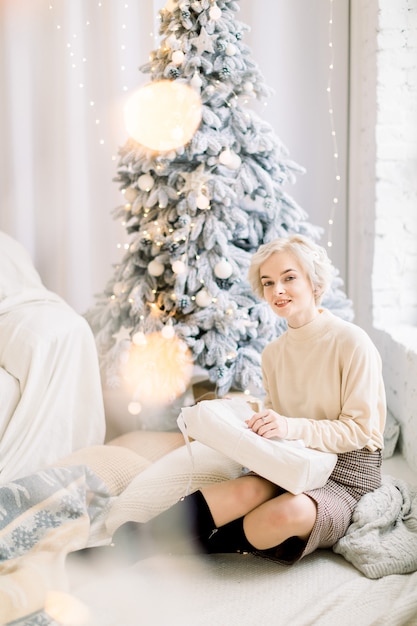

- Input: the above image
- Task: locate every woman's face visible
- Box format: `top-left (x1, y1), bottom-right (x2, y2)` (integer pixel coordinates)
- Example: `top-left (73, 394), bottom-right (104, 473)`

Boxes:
top-left (259, 250), bottom-right (317, 328)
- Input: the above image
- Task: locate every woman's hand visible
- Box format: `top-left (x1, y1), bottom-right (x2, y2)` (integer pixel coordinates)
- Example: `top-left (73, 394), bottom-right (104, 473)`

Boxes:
top-left (246, 409), bottom-right (288, 439)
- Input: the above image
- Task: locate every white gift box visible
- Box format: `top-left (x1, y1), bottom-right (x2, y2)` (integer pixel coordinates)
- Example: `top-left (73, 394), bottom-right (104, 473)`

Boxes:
top-left (178, 398), bottom-right (337, 495)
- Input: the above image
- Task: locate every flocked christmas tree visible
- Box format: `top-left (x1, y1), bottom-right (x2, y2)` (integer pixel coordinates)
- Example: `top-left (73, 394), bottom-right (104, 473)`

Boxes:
top-left (86, 0), bottom-right (352, 427)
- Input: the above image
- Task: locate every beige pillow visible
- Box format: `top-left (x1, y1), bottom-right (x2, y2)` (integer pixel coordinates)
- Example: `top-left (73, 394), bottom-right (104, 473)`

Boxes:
top-left (106, 441), bottom-right (243, 534)
top-left (55, 444), bottom-right (150, 496)
top-left (56, 431), bottom-right (186, 500)
top-left (107, 430), bottom-right (185, 463)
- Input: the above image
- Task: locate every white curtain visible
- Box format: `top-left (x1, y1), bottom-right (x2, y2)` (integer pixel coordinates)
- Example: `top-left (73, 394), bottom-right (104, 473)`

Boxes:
top-left (0, 0), bottom-right (349, 314)
top-left (0, 0), bottom-right (162, 313)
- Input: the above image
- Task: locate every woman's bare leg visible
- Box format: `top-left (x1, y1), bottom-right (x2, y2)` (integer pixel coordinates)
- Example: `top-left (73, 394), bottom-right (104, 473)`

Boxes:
top-left (201, 475), bottom-right (279, 527)
top-left (243, 492), bottom-right (317, 550)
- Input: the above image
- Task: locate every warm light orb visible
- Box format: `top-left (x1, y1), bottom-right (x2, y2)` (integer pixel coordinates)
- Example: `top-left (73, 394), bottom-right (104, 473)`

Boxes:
top-left (124, 80), bottom-right (202, 152)
top-left (122, 332), bottom-right (194, 407)
top-left (44, 591), bottom-right (90, 625)
top-left (128, 400), bottom-right (142, 415)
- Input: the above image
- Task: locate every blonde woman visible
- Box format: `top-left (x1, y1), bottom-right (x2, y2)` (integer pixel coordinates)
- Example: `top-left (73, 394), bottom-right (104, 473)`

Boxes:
top-left (113, 235), bottom-right (386, 564)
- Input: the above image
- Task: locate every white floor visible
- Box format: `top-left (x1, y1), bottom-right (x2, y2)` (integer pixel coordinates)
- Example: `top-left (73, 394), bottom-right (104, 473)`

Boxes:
top-left (64, 449), bottom-right (417, 626)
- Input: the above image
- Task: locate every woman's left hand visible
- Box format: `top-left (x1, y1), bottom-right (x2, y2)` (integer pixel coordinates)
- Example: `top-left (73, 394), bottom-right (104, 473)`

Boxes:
top-left (246, 409), bottom-right (288, 439)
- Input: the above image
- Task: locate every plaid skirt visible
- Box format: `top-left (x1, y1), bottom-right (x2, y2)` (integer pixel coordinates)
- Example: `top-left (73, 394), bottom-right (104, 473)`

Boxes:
top-left (257, 447), bottom-right (382, 564)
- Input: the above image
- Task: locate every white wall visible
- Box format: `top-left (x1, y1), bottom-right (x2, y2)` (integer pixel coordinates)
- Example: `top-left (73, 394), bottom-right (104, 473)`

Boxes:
top-left (0, 0), bottom-right (156, 313)
top-left (349, 0), bottom-right (417, 472)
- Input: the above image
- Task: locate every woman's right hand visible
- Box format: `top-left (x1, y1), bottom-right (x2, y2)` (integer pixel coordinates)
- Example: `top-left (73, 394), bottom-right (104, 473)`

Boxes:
top-left (246, 409), bottom-right (288, 440)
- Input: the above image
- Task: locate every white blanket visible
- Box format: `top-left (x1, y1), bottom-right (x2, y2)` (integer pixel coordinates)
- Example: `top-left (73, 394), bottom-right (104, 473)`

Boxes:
top-left (334, 474), bottom-right (417, 578)
top-left (0, 232), bottom-right (106, 483)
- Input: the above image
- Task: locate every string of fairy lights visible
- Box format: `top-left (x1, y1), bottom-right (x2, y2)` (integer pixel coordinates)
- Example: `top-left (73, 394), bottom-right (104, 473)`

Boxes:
top-left (48, 1), bottom-right (148, 157)
top-left (47, 0), bottom-right (156, 259)
top-left (326, 0), bottom-right (341, 251)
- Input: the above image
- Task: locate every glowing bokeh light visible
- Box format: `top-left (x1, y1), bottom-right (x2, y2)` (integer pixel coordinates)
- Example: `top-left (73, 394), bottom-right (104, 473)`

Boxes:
top-left (122, 331), bottom-right (194, 407)
top-left (124, 80), bottom-right (202, 152)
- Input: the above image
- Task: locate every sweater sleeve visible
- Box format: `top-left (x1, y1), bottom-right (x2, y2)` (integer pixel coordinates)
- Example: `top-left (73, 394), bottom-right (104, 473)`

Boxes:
top-left (284, 342), bottom-right (386, 454)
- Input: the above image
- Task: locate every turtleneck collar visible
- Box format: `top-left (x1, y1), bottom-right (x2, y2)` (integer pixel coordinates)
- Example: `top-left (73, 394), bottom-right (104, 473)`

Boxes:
top-left (286, 308), bottom-right (331, 342)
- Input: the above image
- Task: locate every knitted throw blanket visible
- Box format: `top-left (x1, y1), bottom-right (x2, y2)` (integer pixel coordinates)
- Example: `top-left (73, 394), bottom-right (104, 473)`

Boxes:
top-left (0, 464), bottom-right (113, 625)
top-left (333, 474), bottom-right (417, 578)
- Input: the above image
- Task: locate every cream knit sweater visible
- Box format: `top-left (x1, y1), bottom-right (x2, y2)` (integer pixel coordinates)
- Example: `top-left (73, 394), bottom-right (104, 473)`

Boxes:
top-left (262, 308), bottom-right (386, 454)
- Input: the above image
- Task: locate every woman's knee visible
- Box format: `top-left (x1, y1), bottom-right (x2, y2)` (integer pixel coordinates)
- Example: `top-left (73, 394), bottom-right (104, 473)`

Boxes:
top-left (201, 475), bottom-right (278, 526)
top-left (231, 476), bottom-right (278, 510)
top-left (266, 494), bottom-right (317, 534)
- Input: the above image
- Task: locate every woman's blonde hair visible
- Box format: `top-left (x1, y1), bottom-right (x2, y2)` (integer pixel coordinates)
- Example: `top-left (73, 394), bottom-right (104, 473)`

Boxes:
top-left (248, 234), bottom-right (334, 304)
